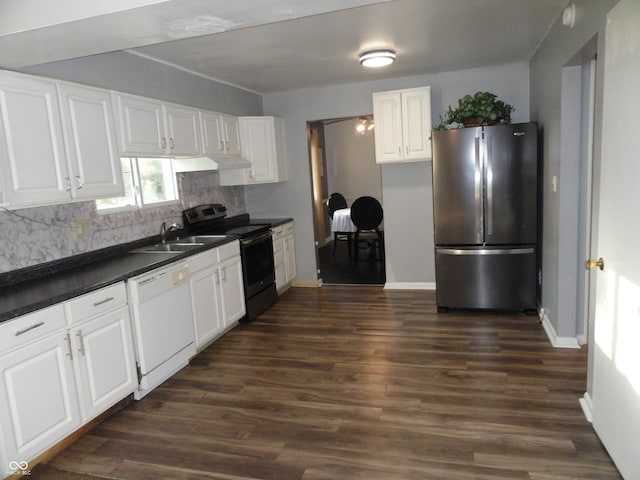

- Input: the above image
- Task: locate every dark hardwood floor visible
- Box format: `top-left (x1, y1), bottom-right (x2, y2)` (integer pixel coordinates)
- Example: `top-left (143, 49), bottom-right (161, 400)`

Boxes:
top-left (43, 286), bottom-right (620, 479)
top-left (318, 241), bottom-right (385, 285)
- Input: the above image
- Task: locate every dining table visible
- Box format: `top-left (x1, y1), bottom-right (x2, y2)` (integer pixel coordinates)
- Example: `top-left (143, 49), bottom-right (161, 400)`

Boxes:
top-left (331, 207), bottom-right (358, 233)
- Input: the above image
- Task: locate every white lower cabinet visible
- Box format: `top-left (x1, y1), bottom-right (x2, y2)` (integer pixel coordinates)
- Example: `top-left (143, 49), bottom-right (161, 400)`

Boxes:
top-left (284, 222), bottom-right (296, 286)
top-left (0, 305), bottom-right (81, 476)
top-left (68, 306), bottom-right (137, 422)
top-left (272, 225), bottom-right (287, 293)
top-left (0, 283), bottom-right (136, 478)
top-left (273, 222), bottom-right (295, 294)
top-left (190, 242), bottom-right (245, 351)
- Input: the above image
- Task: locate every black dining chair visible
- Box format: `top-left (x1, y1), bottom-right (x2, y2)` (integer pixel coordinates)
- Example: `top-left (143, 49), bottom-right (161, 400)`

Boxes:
top-left (326, 192), bottom-right (352, 256)
top-left (350, 196), bottom-right (384, 262)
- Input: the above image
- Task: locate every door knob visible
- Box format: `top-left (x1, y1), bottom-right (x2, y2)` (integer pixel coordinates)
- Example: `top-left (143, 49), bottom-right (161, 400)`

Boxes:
top-left (585, 257), bottom-right (605, 271)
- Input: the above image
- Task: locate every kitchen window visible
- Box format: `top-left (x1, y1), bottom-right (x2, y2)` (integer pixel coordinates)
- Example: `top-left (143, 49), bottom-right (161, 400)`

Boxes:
top-left (96, 157), bottom-right (178, 211)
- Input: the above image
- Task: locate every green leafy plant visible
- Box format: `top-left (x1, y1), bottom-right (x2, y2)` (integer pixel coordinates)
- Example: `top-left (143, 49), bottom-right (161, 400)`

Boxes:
top-left (433, 92), bottom-right (514, 131)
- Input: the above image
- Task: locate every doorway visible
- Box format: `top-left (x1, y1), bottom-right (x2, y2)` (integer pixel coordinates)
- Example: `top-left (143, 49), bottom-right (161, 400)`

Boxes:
top-left (559, 37), bottom-right (598, 345)
top-left (307, 116), bottom-right (385, 285)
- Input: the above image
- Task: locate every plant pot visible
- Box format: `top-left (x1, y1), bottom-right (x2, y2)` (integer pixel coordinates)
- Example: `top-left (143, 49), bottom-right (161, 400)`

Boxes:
top-left (462, 117), bottom-right (480, 127)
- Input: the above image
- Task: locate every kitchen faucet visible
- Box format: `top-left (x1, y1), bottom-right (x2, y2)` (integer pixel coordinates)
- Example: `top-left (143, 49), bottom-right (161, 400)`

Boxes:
top-left (160, 222), bottom-right (182, 243)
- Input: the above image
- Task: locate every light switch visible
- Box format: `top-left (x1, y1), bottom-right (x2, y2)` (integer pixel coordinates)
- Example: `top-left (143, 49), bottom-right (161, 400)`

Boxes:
top-left (552, 175), bottom-right (557, 192)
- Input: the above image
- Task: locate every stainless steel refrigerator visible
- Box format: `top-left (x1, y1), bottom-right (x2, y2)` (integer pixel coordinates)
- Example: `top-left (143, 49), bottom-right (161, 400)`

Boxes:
top-left (432, 122), bottom-right (537, 312)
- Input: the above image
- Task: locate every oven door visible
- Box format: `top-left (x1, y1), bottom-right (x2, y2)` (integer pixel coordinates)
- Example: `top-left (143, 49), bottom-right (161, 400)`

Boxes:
top-left (240, 230), bottom-right (276, 298)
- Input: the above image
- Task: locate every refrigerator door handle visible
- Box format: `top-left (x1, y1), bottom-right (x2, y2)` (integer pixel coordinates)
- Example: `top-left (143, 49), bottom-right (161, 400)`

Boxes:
top-left (474, 136), bottom-right (483, 242)
top-left (437, 248), bottom-right (535, 255)
top-left (486, 135), bottom-right (493, 236)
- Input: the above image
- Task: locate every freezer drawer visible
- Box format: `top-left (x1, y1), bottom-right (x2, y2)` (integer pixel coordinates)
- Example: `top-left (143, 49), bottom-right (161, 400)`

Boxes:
top-left (435, 247), bottom-right (536, 311)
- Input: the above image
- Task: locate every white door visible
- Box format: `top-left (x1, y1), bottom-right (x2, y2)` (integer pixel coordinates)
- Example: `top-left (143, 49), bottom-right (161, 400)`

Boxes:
top-left (190, 264), bottom-right (224, 348)
top-left (0, 72), bottom-right (70, 206)
top-left (201, 111), bottom-right (224, 155)
top-left (372, 91), bottom-right (403, 163)
top-left (402, 87), bottom-right (432, 161)
top-left (164, 105), bottom-right (200, 155)
top-left (590, 0), bottom-right (640, 478)
top-left (218, 257), bottom-right (246, 326)
top-left (0, 333), bottom-right (81, 465)
top-left (115, 94), bottom-right (165, 155)
top-left (221, 114), bottom-right (242, 156)
top-left (72, 307), bottom-right (137, 422)
top-left (57, 83), bottom-right (123, 200)
top-left (241, 117), bottom-right (277, 183)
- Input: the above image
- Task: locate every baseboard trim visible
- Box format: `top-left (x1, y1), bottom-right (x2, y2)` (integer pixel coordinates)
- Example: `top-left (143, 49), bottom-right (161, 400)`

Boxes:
top-left (292, 278), bottom-right (322, 288)
top-left (541, 310), bottom-right (580, 349)
top-left (579, 392), bottom-right (593, 423)
top-left (384, 282), bottom-right (436, 290)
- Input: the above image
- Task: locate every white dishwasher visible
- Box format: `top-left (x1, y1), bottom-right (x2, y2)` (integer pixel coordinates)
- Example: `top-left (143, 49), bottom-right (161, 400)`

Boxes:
top-left (127, 261), bottom-right (195, 399)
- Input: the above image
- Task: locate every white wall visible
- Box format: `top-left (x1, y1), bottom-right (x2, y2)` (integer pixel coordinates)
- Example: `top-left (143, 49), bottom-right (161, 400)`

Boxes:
top-left (324, 118), bottom-right (380, 207)
top-left (248, 62), bottom-right (530, 284)
top-left (530, 0), bottom-right (618, 342)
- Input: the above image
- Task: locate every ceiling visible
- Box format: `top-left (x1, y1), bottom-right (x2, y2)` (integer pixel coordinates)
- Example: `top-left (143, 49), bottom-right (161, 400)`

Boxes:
top-left (0, 0), bottom-right (567, 94)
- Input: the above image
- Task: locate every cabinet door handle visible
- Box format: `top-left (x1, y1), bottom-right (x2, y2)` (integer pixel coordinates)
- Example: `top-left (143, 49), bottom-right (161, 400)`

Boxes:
top-left (406, 145), bottom-right (409, 156)
top-left (219, 140), bottom-right (225, 151)
top-left (225, 140), bottom-right (230, 150)
top-left (221, 266), bottom-right (227, 283)
top-left (76, 330), bottom-right (86, 356)
top-left (75, 175), bottom-right (83, 190)
top-left (161, 137), bottom-right (167, 149)
top-left (214, 270), bottom-right (220, 286)
top-left (65, 333), bottom-right (73, 361)
top-left (15, 322), bottom-right (44, 336)
top-left (398, 146), bottom-right (402, 157)
top-left (169, 138), bottom-right (175, 149)
top-left (64, 177), bottom-right (72, 191)
top-left (93, 296), bottom-right (114, 307)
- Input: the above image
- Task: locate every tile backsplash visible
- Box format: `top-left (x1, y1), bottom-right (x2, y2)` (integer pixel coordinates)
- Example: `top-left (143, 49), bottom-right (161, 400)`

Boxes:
top-left (0, 171), bottom-right (245, 273)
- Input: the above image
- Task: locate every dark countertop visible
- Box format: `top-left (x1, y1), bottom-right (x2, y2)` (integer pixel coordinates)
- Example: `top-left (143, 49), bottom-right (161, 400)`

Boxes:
top-left (0, 235), bottom-right (238, 324)
top-left (249, 217), bottom-right (293, 227)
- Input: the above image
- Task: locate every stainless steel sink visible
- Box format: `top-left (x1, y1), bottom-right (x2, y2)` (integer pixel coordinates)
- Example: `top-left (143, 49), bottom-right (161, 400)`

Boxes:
top-left (174, 235), bottom-right (228, 243)
top-left (130, 242), bottom-right (205, 253)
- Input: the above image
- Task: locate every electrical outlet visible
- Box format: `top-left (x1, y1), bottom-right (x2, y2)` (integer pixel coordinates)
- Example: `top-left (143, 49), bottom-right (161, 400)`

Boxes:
top-left (74, 220), bottom-right (90, 238)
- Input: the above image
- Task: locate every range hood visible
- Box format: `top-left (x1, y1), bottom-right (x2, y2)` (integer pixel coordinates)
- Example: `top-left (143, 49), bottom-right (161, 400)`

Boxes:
top-left (173, 155), bottom-right (251, 172)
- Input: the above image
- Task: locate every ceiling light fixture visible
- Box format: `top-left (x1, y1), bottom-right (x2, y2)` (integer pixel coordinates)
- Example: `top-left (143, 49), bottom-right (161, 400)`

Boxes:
top-left (359, 49), bottom-right (396, 68)
top-left (356, 117), bottom-right (374, 134)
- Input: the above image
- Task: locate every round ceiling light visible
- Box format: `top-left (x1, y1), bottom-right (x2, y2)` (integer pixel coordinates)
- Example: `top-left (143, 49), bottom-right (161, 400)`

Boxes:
top-left (359, 49), bottom-right (396, 68)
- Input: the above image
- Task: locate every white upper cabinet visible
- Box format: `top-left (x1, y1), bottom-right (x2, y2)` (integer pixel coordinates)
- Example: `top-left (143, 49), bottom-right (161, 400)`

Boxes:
top-left (114, 93), bottom-right (200, 156)
top-left (57, 83), bottom-right (123, 200)
top-left (372, 86), bottom-right (432, 163)
top-left (219, 116), bottom-right (287, 186)
top-left (0, 71), bottom-right (71, 206)
top-left (164, 104), bottom-right (201, 156)
top-left (200, 110), bottom-right (242, 156)
top-left (0, 70), bottom-right (123, 208)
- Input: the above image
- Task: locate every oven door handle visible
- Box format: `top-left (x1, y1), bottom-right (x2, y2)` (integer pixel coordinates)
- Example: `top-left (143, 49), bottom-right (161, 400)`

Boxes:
top-left (241, 230), bottom-right (272, 246)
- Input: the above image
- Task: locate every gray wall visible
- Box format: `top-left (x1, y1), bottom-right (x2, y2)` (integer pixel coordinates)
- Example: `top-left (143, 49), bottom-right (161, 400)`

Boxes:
top-left (324, 119), bottom-right (380, 207)
top-left (247, 62), bottom-right (530, 285)
top-left (24, 50), bottom-right (262, 115)
top-left (530, 0), bottom-right (618, 342)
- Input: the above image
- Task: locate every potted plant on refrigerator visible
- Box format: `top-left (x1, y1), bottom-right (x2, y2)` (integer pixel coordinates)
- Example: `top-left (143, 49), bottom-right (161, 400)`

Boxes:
top-left (433, 91), bottom-right (514, 131)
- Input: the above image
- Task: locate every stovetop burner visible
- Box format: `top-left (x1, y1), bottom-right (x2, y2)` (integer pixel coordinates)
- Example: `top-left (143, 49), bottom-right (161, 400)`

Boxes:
top-left (182, 204), bottom-right (270, 238)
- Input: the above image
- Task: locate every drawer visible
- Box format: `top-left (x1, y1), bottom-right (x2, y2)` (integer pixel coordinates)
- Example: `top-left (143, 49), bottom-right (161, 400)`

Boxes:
top-left (216, 240), bottom-right (240, 262)
top-left (0, 303), bottom-right (67, 353)
top-left (65, 282), bottom-right (127, 326)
